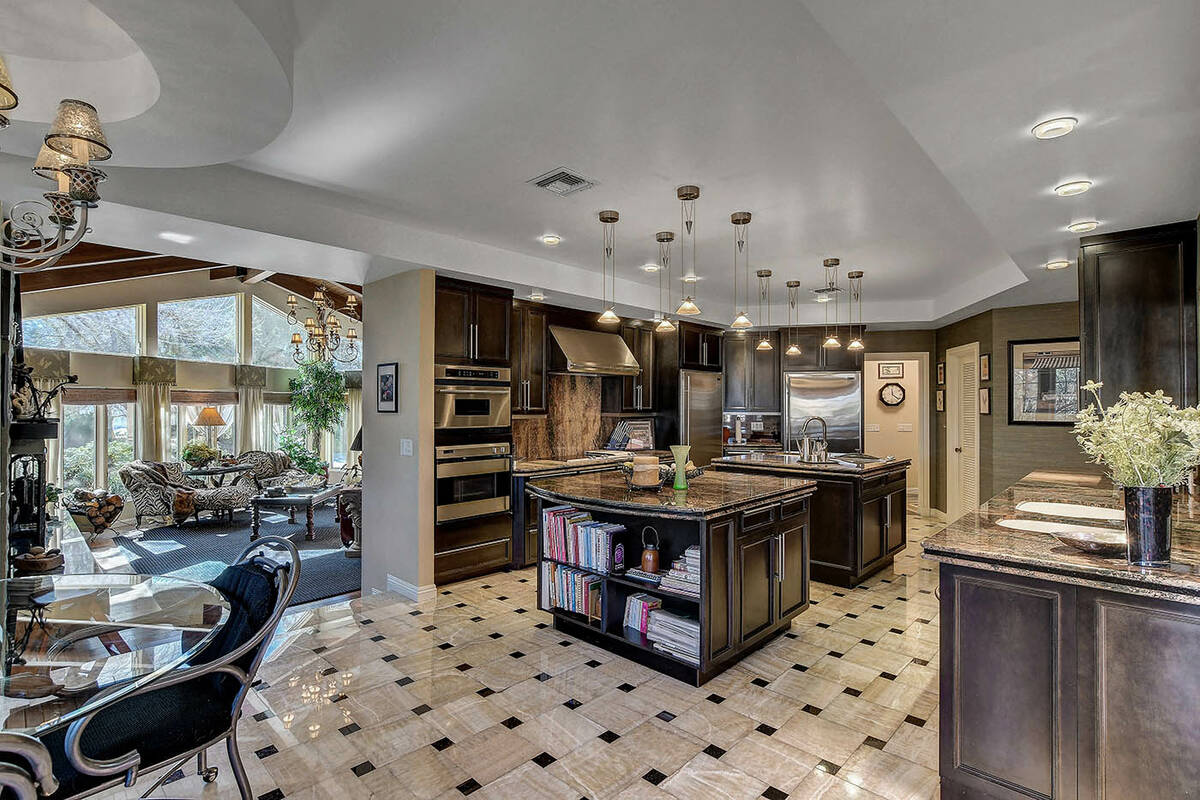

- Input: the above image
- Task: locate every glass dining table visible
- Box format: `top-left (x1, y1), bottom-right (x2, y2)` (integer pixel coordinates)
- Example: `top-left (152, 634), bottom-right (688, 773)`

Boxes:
top-left (0, 574), bottom-right (231, 735)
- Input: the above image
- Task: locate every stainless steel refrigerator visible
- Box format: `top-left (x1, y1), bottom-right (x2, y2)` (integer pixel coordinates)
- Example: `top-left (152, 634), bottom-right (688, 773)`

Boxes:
top-left (679, 370), bottom-right (723, 466)
top-left (783, 371), bottom-right (863, 454)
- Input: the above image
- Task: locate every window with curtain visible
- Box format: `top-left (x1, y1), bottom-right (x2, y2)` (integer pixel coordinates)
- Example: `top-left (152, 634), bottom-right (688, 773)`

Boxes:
top-left (23, 306), bottom-right (140, 356)
top-left (167, 403), bottom-right (237, 458)
top-left (158, 295), bottom-right (239, 363)
top-left (251, 296), bottom-right (296, 368)
top-left (328, 414), bottom-right (348, 469)
top-left (62, 404), bottom-right (97, 491)
top-left (61, 400), bottom-right (137, 497)
top-left (264, 403), bottom-right (291, 451)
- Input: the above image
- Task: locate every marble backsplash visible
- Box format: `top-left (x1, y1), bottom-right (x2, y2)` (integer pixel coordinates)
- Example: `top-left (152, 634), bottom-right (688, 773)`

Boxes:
top-left (512, 374), bottom-right (605, 459)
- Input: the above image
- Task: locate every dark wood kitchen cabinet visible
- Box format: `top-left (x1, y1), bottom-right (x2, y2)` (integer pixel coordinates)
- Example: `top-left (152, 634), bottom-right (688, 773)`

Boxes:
top-left (777, 326), bottom-right (861, 371)
top-left (510, 301), bottom-right (548, 413)
top-left (724, 330), bottom-right (780, 412)
top-left (604, 322), bottom-right (656, 412)
top-left (679, 322), bottom-right (723, 371)
top-left (736, 529), bottom-right (778, 645)
top-left (1080, 220), bottom-right (1198, 406)
top-left (735, 495), bottom-right (810, 646)
top-left (434, 276), bottom-right (512, 366)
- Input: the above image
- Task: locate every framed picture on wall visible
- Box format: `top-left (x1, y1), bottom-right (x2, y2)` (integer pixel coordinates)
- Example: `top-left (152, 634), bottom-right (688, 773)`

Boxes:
top-left (937, 362), bottom-right (946, 385)
top-left (936, 389), bottom-right (945, 412)
top-left (979, 353), bottom-right (991, 382)
top-left (979, 387), bottom-right (991, 415)
top-left (1008, 337), bottom-right (1081, 425)
top-left (377, 362), bottom-right (398, 413)
top-left (878, 362), bottom-right (904, 379)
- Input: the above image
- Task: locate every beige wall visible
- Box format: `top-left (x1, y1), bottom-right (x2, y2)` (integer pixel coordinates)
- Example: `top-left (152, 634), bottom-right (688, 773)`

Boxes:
top-left (864, 359), bottom-right (922, 496)
top-left (361, 269), bottom-right (435, 599)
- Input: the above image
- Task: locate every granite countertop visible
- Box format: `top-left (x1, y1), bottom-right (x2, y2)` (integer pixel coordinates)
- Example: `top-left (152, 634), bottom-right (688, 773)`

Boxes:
top-left (513, 449), bottom-right (673, 476)
top-left (921, 470), bottom-right (1200, 604)
top-left (711, 451), bottom-right (911, 478)
top-left (526, 469), bottom-right (815, 518)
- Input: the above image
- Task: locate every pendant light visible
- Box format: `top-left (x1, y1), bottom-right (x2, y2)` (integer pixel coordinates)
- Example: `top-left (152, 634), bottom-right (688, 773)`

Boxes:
top-left (597, 210), bottom-right (620, 324)
top-left (817, 258), bottom-right (843, 348)
top-left (730, 212), bottom-right (753, 329)
top-left (675, 185), bottom-right (701, 315)
top-left (785, 280), bottom-right (802, 356)
top-left (847, 270), bottom-right (865, 351)
top-left (655, 231), bottom-right (676, 332)
top-left (755, 269), bottom-right (774, 350)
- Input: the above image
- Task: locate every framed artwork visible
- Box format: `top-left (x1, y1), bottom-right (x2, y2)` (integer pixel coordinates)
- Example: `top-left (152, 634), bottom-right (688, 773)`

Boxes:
top-left (878, 362), bottom-right (904, 379)
top-left (937, 362), bottom-right (946, 385)
top-left (979, 387), bottom-right (991, 415)
top-left (377, 362), bottom-right (398, 413)
top-left (1008, 337), bottom-right (1081, 425)
top-left (936, 389), bottom-right (945, 412)
top-left (979, 353), bottom-right (991, 382)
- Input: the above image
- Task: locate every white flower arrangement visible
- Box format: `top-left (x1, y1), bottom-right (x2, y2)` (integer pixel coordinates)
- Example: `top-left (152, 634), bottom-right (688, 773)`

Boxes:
top-left (1074, 381), bottom-right (1200, 488)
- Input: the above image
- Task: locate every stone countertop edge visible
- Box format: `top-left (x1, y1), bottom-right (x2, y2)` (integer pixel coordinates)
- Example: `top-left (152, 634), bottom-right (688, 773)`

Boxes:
top-left (526, 472), bottom-right (817, 519)
top-left (921, 472), bottom-right (1200, 605)
top-left (710, 455), bottom-right (912, 478)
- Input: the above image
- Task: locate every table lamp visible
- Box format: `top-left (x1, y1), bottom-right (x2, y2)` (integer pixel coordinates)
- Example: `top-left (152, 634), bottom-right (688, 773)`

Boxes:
top-left (194, 406), bottom-right (227, 453)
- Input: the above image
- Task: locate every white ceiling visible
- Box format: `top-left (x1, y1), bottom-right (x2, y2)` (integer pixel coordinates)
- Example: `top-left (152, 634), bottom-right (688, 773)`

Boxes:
top-left (1, 0), bottom-right (1196, 327)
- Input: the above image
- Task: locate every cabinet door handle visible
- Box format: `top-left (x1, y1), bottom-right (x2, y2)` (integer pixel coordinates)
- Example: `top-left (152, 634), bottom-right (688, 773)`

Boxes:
top-left (884, 494), bottom-right (891, 532)
top-left (527, 380), bottom-right (532, 409)
top-left (777, 533), bottom-right (785, 582)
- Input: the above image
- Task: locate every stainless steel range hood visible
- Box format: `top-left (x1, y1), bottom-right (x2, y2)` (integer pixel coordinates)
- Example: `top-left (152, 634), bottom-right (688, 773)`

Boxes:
top-left (549, 325), bottom-right (641, 376)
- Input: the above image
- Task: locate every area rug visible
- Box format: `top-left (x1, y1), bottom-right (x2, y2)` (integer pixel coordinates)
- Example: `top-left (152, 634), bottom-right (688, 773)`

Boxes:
top-left (113, 505), bottom-right (360, 606)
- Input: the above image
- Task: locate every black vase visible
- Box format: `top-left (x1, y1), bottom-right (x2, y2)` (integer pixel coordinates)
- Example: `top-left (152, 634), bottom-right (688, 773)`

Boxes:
top-left (1123, 486), bottom-right (1173, 567)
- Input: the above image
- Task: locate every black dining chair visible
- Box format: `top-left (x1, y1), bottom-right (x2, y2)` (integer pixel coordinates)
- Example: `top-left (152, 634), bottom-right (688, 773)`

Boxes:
top-left (0, 535), bottom-right (300, 800)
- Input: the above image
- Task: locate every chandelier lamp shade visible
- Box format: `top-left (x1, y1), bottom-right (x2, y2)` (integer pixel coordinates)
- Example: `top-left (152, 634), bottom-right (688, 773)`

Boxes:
top-left (0, 54), bottom-right (114, 272)
top-left (654, 230), bottom-right (676, 332)
top-left (597, 210), bottom-right (620, 324)
top-left (675, 185), bottom-right (702, 316)
top-left (287, 284), bottom-right (361, 365)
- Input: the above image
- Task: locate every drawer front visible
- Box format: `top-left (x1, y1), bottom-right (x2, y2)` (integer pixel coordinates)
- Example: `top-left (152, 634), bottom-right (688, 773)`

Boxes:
top-left (435, 538), bottom-right (512, 583)
top-left (436, 512), bottom-right (513, 552)
top-left (781, 496), bottom-right (809, 520)
top-left (739, 503), bottom-right (779, 534)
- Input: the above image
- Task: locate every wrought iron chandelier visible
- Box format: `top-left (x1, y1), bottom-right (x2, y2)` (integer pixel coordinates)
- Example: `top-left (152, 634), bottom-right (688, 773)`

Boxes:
top-left (0, 54), bottom-right (113, 272)
top-left (286, 284), bottom-right (361, 365)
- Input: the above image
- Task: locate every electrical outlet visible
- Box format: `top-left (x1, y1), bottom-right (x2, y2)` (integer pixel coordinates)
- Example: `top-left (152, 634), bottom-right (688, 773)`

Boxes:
top-left (750, 421), bottom-right (764, 432)
top-left (400, 438), bottom-right (414, 456)
top-left (897, 423), bottom-right (913, 432)
top-left (865, 423), bottom-right (881, 432)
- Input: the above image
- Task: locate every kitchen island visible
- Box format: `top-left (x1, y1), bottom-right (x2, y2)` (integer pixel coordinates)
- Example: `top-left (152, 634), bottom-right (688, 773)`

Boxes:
top-left (922, 471), bottom-right (1200, 799)
top-left (527, 469), bottom-right (816, 685)
top-left (710, 452), bottom-right (910, 587)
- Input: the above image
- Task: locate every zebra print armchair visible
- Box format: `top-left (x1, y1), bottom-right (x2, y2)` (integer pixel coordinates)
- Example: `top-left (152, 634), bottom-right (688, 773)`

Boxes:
top-left (118, 461), bottom-right (257, 526)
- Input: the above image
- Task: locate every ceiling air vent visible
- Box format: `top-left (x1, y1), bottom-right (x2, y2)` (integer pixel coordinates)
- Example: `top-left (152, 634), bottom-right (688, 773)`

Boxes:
top-left (527, 167), bottom-right (597, 197)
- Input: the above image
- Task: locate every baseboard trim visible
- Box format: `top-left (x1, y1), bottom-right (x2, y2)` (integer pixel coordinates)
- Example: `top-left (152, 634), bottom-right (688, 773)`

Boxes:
top-left (386, 575), bottom-right (437, 603)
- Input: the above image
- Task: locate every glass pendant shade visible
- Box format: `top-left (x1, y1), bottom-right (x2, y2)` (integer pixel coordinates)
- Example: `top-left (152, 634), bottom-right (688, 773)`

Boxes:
top-left (45, 99), bottom-right (112, 161)
top-left (823, 335), bottom-right (841, 348)
top-left (756, 337), bottom-right (773, 351)
top-left (0, 55), bottom-right (16, 110)
top-left (847, 337), bottom-right (864, 351)
top-left (785, 343), bottom-right (802, 356)
top-left (598, 306), bottom-right (620, 324)
top-left (656, 317), bottom-right (676, 333)
top-left (731, 311), bottom-right (752, 329)
top-left (676, 297), bottom-right (701, 316)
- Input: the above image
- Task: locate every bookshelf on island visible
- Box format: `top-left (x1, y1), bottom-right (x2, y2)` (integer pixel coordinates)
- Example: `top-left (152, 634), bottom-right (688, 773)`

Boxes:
top-left (527, 470), bottom-right (817, 685)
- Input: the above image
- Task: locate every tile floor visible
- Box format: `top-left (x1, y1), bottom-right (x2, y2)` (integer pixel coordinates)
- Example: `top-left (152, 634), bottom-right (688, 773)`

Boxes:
top-left (94, 512), bottom-right (947, 800)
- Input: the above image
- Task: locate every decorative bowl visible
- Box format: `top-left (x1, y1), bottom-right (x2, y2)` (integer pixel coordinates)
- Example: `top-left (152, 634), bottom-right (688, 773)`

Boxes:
top-left (1051, 529), bottom-right (1126, 557)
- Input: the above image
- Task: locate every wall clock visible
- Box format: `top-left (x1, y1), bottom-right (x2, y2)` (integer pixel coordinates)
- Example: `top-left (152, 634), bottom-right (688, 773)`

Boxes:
top-left (879, 382), bottom-right (905, 407)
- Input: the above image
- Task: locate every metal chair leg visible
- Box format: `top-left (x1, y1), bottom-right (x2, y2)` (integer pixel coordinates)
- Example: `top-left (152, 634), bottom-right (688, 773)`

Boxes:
top-left (198, 748), bottom-right (218, 783)
top-left (226, 729), bottom-right (252, 800)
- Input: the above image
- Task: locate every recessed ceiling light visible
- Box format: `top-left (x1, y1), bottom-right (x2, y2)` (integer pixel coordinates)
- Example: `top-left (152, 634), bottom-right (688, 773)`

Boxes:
top-left (529, 289), bottom-right (546, 301)
top-left (815, 295), bottom-right (831, 303)
top-left (1054, 180), bottom-right (1092, 197)
top-left (681, 274), bottom-right (699, 283)
top-left (1045, 259), bottom-right (1072, 270)
top-left (1067, 220), bottom-right (1099, 233)
top-left (539, 233), bottom-right (561, 246)
top-left (159, 231), bottom-right (195, 244)
top-left (1032, 117), bottom-right (1078, 140)
top-left (641, 263), bottom-right (660, 272)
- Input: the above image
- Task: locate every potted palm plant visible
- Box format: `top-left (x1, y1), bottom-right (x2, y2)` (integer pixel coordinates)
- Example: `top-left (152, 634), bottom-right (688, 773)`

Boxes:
top-left (1074, 381), bottom-right (1200, 566)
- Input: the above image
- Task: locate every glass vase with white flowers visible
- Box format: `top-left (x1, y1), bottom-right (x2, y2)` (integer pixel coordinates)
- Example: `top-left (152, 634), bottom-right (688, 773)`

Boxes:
top-left (1074, 381), bottom-right (1200, 565)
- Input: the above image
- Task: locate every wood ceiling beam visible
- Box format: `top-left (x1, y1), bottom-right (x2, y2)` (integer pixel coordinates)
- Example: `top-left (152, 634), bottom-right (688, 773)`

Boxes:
top-left (41, 242), bottom-right (157, 269)
top-left (209, 266), bottom-right (248, 280)
top-left (265, 273), bottom-right (364, 318)
top-left (19, 256), bottom-right (220, 293)
top-left (241, 269), bottom-right (276, 284)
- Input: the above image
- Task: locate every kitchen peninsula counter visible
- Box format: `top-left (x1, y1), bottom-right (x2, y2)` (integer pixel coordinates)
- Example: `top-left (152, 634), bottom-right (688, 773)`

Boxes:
top-left (527, 470), bottom-right (817, 685)
top-left (923, 470), bottom-right (1200, 799)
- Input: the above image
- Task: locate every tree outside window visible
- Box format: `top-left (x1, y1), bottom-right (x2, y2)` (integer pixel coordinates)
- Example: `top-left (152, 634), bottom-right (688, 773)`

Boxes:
top-left (23, 306), bottom-right (139, 356)
top-left (158, 295), bottom-right (239, 363)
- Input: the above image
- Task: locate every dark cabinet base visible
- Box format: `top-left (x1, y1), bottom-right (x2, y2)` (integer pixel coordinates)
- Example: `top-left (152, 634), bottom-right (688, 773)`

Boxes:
top-left (939, 563), bottom-right (1200, 799)
top-left (434, 513), bottom-right (513, 584)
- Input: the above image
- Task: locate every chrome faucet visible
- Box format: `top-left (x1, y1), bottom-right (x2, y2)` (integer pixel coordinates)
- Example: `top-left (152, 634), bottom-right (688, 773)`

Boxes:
top-left (799, 416), bottom-right (829, 462)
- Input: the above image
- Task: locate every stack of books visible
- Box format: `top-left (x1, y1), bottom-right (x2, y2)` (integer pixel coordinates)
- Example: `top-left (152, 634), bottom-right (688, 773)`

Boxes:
top-left (658, 545), bottom-right (701, 598)
top-left (647, 609), bottom-right (701, 666)
top-left (540, 561), bottom-right (602, 621)
top-left (542, 505), bottom-right (625, 574)
top-left (622, 593), bottom-right (662, 634)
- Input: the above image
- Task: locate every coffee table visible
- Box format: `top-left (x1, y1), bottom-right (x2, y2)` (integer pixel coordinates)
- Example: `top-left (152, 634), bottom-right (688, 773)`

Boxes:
top-left (250, 485), bottom-right (340, 541)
